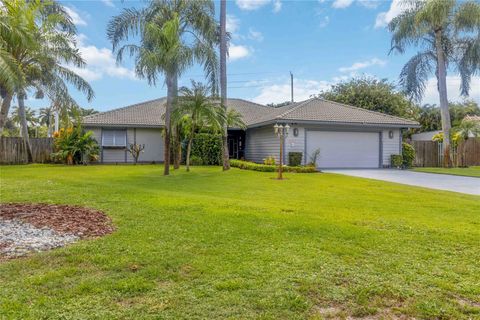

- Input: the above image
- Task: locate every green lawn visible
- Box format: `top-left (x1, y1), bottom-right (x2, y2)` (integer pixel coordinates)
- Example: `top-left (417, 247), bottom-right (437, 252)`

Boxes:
top-left (413, 166), bottom-right (480, 178)
top-left (0, 165), bottom-right (479, 319)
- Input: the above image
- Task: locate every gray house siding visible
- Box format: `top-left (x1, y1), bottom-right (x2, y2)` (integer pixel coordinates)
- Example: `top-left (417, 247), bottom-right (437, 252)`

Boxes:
top-left (85, 127), bottom-right (164, 163)
top-left (245, 126), bottom-right (280, 163)
top-left (381, 129), bottom-right (401, 166)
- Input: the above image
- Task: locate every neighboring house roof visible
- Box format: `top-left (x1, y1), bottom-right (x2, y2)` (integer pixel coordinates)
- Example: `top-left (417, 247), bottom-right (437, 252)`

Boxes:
top-left (411, 130), bottom-right (441, 141)
top-left (464, 115), bottom-right (480, 122)
top-left (83, 97), bottom-right (419, 128)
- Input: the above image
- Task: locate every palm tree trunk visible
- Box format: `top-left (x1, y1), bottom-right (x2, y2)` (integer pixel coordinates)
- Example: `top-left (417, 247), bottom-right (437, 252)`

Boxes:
top-left (220, 0), bottom-right (230, 171)
top-left (164, 73), bottom-right (175, 175)
top-left (434, 29), bottom-right (452, 168)
top-left (172, 73), bottom-right (181, 170)
top-left (186, 136), bottom-right (193, 172)
top-left (0, 93), bottom-right (13, 134)
top-left (18, 94), bottom-right (33, 163)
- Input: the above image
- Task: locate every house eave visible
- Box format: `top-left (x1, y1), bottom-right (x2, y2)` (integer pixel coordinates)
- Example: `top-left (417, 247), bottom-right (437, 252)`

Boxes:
top-left (246, 119), bottom-right (420, 129)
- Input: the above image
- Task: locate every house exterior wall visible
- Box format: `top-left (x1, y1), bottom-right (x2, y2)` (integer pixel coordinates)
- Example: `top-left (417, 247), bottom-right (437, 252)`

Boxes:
top-left (245, 126), bottom-right (280, 163)
top-left (85, 127), bottom-right (164, 163)
top-left (381, 129), bottom-right (401, 166)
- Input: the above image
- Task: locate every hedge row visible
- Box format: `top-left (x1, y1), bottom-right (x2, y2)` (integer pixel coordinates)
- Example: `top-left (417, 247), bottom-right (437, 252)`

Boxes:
top-left (188, 133), bottom-right (223, 165)
top-left (230, 159), bottom-right (317, 173)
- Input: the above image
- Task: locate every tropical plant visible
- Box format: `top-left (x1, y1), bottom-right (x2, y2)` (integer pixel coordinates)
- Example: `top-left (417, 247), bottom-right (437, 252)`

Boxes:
top-left (454, 120), bottom-right (480, 166)
top-left (38, 107), bottom-right (54, 136)
top-left (225, 108), bottom-right (246, 130)
top-left (107, 0), bottom-right (219, 176)
top-left (173, 81), bottom-right (223, 171)
top-left (10, 105), bottom-right (38, 130)
top-left (0, 0), bottom-right (94, 162)
top-left (388, 0), bottom-right (480, 167)
top-left (401, 142), bottom-right (416, 168)
top-left (318, 77), bottom-right (419, 118)
top-left (52, 127), bottom-right (99, 165)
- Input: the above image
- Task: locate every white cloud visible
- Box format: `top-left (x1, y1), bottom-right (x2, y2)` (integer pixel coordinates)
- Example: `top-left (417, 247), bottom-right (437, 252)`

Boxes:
top-left (70, 34), bottom-right (136, 81)
top-left (339, 58), bottom-right (386, 73)
top-left (358, 0), bottom-right (380, 9)
top-left (101, 0), bottom-right (115, 7)
top-left (64, 6), bottom-right (87, 26)
top-left (253, 79), bottom-right (331, 105)
top-left (236, 0), bottom-right (270, 10)
top-left (422, 76), bottom-right (480, 105)
top-left (235, 0), bottom-right (281, 12)
top-left (248, 28), bottom-right (264, 42)
top-left (319, 15), bottom-right (330, 28)
top-left (332, 0), bottom-right (354, 9)
top-left (273, 0), bottom-right (282, 13)
top-left (229, 44), bottom-right (251, 61)
top-left (226, 14), bottom-right (240, 34)
top-left (375, 0), bottom-right (406, 28)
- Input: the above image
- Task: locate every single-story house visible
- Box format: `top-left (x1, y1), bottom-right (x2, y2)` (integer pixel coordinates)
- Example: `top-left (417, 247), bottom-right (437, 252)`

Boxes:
top-left (83, 97), bottom-right (419, 168)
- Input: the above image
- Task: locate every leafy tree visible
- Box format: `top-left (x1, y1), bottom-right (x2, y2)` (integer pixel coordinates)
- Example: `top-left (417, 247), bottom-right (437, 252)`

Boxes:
top-left (10, 106), bottom-right (38, 131)
top-left (266, 101), bottom-right (292, 108)
top-left (388, 0), bottom-right (480, 167)
top-left (318, 77), bottom-right (419, 118)
top-left (108, 0), bottom-right (219, 176)
top-left (418, 100), bottom-right (480, 131)
top-left (173, 81), bottom-right (223, 172)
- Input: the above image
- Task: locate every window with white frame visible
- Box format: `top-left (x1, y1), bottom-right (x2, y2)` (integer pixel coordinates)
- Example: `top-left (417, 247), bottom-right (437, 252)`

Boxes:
top-left (102, 130), bottom-right (126, 147)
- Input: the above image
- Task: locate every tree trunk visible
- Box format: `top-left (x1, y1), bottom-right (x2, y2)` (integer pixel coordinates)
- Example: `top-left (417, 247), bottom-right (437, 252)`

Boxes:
top-left (0, 93), bottom-right (13, 134)
top-left (164, 73), bottom-right (175, 175)
top-left (434, 29), bottom-right (452, 168)
top-left (220, 0), bottom-right (230, 171)
top-left (186, 136), bottom-right (193, 172)
top-left (172, 74), bottom-right (181, 170)
top-left (18, 94), bottom-right (33, 163)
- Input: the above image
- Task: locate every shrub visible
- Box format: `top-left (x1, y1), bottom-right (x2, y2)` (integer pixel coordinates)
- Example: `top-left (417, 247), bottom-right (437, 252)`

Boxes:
top-left (288, 152), bottom-right (302, 166)
top-left (52, 127), bottom-right (99, 165)
top-left (189, 155), bottom-right (203, 166)
top-left (263, 156), bottom-right (276, 165)
top-left (390, 154), bottom-right (403, 168)
top-left (230, 159), bottom-right (317, 173)
top-left (189, 133), bottom-right (222, 165)
top-left (402, 142), bottom-right (415, 168)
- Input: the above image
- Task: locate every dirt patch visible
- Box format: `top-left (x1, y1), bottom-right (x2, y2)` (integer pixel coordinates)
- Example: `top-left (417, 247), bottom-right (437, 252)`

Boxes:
top-left (0, 203), bottom-right (115, 238)
top-left (0, 203), bottom-right (115, 260)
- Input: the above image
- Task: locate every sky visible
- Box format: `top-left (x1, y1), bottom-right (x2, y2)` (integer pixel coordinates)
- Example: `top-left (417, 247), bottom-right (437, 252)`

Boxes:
top-left (24, 0), bottom-right (480, 112)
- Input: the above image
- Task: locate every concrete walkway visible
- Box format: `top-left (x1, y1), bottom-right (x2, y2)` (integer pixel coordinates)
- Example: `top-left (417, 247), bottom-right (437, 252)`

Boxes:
top-left (324, 169), bottom-right (480, 196)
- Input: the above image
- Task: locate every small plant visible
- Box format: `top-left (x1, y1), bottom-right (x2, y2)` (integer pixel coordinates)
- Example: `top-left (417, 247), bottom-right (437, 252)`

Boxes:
top-left (402, 142), bottom-right (415, 168)
top-left (308, 148), bottom-right (320, 166)
top-left (190, 155), bottom-right (204, 166)
top-left (230, 160), bottom-right (317, 173)
top-left (288, 152), bottom-right (302, 167)
top-left (127, 144), bottom-right (145, 164)
top-left (263, 156), bottom-right (276, 165)
top-left (52, 127), bottom-right (99, 165)
top-left (391, 154), bottom-right (403, 168)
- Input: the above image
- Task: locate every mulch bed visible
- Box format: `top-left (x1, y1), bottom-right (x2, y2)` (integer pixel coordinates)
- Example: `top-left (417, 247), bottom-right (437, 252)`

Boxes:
top-left (0, 203), bottom-right (115, 238)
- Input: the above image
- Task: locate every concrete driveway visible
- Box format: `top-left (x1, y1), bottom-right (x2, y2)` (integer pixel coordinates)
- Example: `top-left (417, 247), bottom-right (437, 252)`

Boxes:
top-left (324, 169), bottom-right (480, 196)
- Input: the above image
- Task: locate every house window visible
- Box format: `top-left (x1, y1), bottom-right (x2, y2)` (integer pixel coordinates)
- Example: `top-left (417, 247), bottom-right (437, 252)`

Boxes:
top-left (102, 130), bottom-right (126, 147)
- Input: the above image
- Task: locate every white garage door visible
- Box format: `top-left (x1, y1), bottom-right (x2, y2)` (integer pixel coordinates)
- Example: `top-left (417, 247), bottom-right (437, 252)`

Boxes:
top-left (306, 131), bottom-right (380, 168)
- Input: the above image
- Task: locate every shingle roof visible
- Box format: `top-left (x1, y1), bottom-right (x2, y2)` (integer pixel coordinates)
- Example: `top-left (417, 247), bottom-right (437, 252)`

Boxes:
top-left (83, 97), bottom-right (419, 128)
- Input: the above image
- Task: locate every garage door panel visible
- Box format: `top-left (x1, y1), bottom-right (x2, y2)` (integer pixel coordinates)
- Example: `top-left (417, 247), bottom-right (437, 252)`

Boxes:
top-left (306, 131), bottom-right (379, 168)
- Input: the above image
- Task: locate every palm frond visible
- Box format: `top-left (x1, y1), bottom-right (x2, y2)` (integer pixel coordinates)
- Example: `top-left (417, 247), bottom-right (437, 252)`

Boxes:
top-left (399, 51), bottom-right (435, 102)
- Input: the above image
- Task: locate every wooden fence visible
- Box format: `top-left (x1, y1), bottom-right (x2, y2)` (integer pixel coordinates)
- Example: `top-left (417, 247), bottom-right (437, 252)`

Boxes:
top-left (412, 138), bottom-right (480, 167)
top-left (0, 137), bottom-right (54, 164)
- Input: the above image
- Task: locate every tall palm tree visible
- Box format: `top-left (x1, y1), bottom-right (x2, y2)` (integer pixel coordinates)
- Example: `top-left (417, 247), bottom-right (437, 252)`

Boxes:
top-left (173, 81), bottom-right (223, 172)
top-left (11, 105), bottom-right (37, 129)
top-left (389, 0), bottom-right (480, 167)
top-left (108, 0), bottom-right (219, 176)
top-left (220, 0), bottom-right (229, 170)
top-left (38, 106), bottom-right (54, 137)
top-left (225, 108), bottom-right (246, 130)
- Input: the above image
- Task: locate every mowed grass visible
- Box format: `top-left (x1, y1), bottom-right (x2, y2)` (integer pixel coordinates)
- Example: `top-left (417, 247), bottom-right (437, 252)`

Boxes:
top-left (413, 166), bottom-right (480, 178)
top-left (0, 165), bottom-right (479, 319)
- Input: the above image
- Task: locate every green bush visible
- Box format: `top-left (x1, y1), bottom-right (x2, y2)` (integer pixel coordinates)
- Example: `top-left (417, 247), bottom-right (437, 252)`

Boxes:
top-left (230, 159), bottom-right (317, 173)
top-left (402, 142), bottom-right (415, 168)
top-left (189, 133), bottom-right (222, 165)
top-left (390, 154), bottom-right (403, 168)
top-left (263, 156), bottom-right (276, 165)
top-left (189, 155), bottom-right (204, 166)
top-left (288, 152), bottom-right (303, 166)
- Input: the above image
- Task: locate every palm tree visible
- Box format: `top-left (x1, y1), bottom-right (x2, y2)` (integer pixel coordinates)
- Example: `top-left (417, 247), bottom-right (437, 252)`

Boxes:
top-left (38, 107), bottom-right (54, 137)
top-left (173, 81), bottom-right (223, 172)
top-left (225, 108), bottom-right (246, 130)
top-left (11, 105), bottom-right (38, 130)
top-left (454, 120), bottom-right (480, 166)
top-left (388, 0), bottom-right (480, 167)
top-left (0, 1), bottom-right (94, 162)
top-left (108, 0), bottom-right (219, 176)
top-left (220, 0), bottom-right (229, 170)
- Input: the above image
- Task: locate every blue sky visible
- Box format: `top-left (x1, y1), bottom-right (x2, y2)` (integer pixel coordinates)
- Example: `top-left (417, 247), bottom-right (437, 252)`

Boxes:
top-left (25, 0), bottom-right (480, 112)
